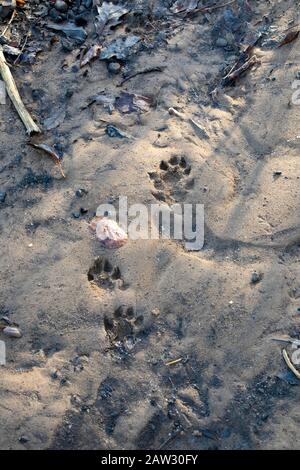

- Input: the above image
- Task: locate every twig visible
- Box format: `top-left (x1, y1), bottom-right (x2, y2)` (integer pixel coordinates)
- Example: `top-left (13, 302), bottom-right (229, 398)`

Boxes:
top-left (0, 9), bottom-right (16, 39)
top-left (282, 349), bottom-right (300, 380)
top-left (0, 47), bottom-right (41, 134)
top-left (222, 55), bottom-right (258, 86)
top-left (187, 0), bottom-right (237, 16)
top-left (118, 66), bottom-right (166, 87)
top-left (165, 357), bottom-right (183, 366)
top-left (158, 429), bottom-right (181, 450)
top-left (13, 32), bottom-right (29, 65)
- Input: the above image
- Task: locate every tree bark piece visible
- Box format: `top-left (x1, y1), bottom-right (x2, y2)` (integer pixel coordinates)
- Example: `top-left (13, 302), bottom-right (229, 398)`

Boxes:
top-left (0, 47), bottom-right (40, 134)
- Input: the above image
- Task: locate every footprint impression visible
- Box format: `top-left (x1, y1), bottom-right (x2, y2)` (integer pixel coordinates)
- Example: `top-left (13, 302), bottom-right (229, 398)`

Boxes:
top-left (149, 155), bottom-right (194, 204)
top-left (87, 257), bottom-right (125, 291)
top-left (104, 305), bottom-right (144, 348)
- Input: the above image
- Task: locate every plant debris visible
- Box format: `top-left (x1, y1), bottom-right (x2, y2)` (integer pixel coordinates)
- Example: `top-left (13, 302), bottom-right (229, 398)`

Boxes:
top-left (43, 106), bottom-right (66, 131)
top-left (28, 142), bottom-right (66, 178)
top-left (94, 1), bottom-right (129, 37)
top-left (118, 66), bottom-right (165, 86)
top-left (282, 349), bottom-right (300, 380)
top-left (278, 30), bottom-right (299, 48)
top-left (47, 22), bottom-right (88, 43)
top-left (171, 0), bottom-right (198, 14)
top-left (115, 91), bottom-right (151, 114)
top-left (100, 35), bottom-right (140, 61)
top-left (105, 124), bottom-right (128, 138)
top-left (80, 44), bottom-right (101, 67)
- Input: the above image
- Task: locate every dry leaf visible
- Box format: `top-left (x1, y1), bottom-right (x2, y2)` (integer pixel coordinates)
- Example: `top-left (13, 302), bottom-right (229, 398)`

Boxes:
top-left (115, 91), bottom-right (151, 114)
top-left (28, 142), bottom-right (66, 178)
top-left (95, 1), bottom-right (129, 36)
top-left (80, 44), bottom-right (101, 67)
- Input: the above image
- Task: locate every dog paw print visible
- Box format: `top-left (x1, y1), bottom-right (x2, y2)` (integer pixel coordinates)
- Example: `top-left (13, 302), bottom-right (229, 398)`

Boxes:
top-left (104, 305), bottom-right (144, 345)
top-left (87, 257), bottom-right (124, 290)
top-left (149, 155), bottom-right (194, 203)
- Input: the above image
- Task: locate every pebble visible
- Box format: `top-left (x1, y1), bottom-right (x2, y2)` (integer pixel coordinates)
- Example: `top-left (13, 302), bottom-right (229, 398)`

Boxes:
top-left (55, 0), bottom-right (68, 13)
top-left (251, 272), bottom-right (263, 284)
top-left (216, 37), bottom-right (228, 47)
top-left (0, 191), bottom-right (6, 203)
top-left (107, 62), bottom-right (121, 75)
top-left (76, 188), bottom-right (88, 198)
top-left (19, 435), bottom-right (29, 444)
top-left (151, 308), bottom-right (160, 317)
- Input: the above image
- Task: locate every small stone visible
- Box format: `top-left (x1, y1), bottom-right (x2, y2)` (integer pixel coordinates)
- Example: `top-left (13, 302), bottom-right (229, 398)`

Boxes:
top-left (55, 0), bottom-right (68, 13)
top-left (251, 272), bottom-right (263, 284)
top-left (151, 308), bottom-right (160, 317)
top-left (107, 62), bottom-right (121, 75)
top-left (72, 212), bottom-right (80, 219)
top-left (80, 207), bottom-right (88, 214)
top-left (76, 188), bottom-right (88, 198)
top-left (19, 435), bottom-right (29, 444)
top-left (216, 37), bottom-right (228, 47)
top-left (0, 191), bottom-right (6, 203)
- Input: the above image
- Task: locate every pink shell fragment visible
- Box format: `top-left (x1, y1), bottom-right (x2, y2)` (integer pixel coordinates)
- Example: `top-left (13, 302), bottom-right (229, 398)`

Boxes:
top-left (90, 217), bottom-right (128, 249)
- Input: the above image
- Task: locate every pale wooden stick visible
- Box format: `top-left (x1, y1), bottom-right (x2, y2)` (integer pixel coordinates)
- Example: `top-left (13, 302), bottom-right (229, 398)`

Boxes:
top-left (282, 349), bottom-right (300, 380)
top-left (0, 47), bottom-right (41, 134)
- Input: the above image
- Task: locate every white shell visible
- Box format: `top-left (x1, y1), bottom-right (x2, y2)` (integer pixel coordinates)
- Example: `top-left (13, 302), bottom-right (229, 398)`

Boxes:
top-left (3, 326), bottom-right (22, 338)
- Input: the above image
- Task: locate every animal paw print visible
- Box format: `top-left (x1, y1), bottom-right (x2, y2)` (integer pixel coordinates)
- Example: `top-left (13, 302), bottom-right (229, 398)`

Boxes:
top-left (87, 257), bottom-right (124, 290)
top-left (104, 305), bottom-right (144, 344)
top-left (149, 155), bottom-right (194, 203)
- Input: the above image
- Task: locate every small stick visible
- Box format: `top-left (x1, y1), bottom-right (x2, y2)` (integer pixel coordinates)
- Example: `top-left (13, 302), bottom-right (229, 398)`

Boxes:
top-left (0, 9), bottom-right (16, 39)
top-left (0, 47), bottom-right (41, 134)
top-left (13, 32), bottom-right (29, 65)
top-left (187, 0), bottom-right (237, 16)
top-left (165, 357), bottom-right (183, 366)
top-left (282, 349), bottom-right (300, 380)
top-left (118, 66), bottom-right (166, 87)
top-left (222, 55), bottom-right (258, 85)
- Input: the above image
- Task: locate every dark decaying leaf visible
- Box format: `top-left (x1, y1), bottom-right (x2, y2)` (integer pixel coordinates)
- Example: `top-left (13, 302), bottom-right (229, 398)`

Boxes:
top-left (106, 124), bottom-right (127, 138)
top-left (28, 143), bottom-right (66, 178)
top-left (95, 1), bottom-right (129, 36)
top-left (80, 44), bottom-right (101, 67)
top-left (171, 0), bottom-right (198, 14)
top-left (47, 23), bottom-right (87, 43)
top-left (100, 35), bottom-right (140, 60)
top-left (43, 106), bottom-right (66, 130)
top-left (115, 92), bottom-right (151, 114)
top-left (278, 30), bottom-right (299, 48)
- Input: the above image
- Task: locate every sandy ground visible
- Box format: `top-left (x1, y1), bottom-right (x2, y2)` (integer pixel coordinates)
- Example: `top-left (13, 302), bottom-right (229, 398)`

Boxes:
top-left (0, 0), bottom-right (300, 450)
